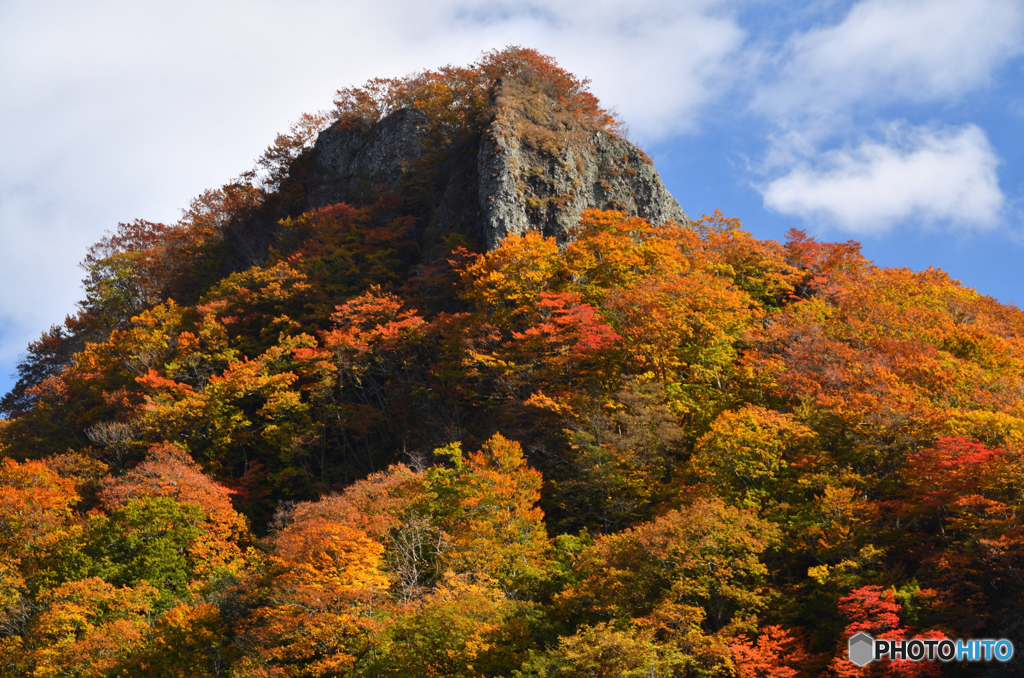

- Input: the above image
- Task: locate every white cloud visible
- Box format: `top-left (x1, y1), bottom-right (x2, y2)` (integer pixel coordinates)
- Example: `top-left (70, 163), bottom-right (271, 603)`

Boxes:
top-left (749, 0), bottom-right (1020, 239)
top-left (762, 124), bottom-right (1004, 233)
top-left (0, 187), bottom-right (95, 369)
top-left (755, 0), bottom-right (1024, 125)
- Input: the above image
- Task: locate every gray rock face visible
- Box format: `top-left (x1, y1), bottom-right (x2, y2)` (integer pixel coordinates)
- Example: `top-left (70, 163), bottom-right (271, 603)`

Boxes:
top-left (478, 111), bottom-right (688, 250)
top-left (308, 109), bottom-right (428, 208)
top-left (306, 86), bottom-right (688, 251)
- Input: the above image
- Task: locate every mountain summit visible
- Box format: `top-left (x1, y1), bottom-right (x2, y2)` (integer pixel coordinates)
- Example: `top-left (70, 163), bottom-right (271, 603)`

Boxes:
top-left (306, 48), bottom-right (687, 250)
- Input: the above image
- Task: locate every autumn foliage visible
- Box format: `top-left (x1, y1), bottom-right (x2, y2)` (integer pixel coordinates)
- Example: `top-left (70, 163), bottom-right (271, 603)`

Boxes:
top-left (3, 47), bottom-right (1024, 676)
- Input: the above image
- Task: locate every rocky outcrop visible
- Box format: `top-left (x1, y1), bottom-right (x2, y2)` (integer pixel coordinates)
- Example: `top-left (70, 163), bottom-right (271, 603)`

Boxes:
top-left (307, 80), bottom-right (688, 251)
top-left (478, 83), bottom-right (687, 249)
top-left (308, 109), bottom-right (428, 208)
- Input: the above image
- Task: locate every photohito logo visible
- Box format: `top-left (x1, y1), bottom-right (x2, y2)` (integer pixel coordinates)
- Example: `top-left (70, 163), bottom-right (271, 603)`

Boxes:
top-left (848, 633), bottom-right (1014, 666)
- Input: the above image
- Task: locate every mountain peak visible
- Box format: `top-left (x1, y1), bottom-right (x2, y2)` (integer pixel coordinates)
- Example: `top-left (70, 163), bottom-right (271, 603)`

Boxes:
top-left (307, 46), bottom-right (688, 250)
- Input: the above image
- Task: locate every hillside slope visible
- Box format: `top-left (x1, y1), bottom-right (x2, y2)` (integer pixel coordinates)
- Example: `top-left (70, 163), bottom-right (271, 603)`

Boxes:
top-left (1, 47), bottom-right (1023, 677)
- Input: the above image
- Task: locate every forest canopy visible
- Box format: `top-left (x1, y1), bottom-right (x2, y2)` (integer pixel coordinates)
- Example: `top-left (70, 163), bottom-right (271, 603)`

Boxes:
top-left (2, 47), bottom-right (1023, 677)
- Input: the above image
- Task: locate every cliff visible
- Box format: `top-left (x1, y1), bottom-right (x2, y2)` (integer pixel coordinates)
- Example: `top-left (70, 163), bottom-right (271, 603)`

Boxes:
top-left (307, 75), bottom-right (688, 250)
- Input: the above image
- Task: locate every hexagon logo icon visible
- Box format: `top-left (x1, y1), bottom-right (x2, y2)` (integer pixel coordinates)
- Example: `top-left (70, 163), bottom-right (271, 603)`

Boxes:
top-left (848, 632), bottom-right (876, 667)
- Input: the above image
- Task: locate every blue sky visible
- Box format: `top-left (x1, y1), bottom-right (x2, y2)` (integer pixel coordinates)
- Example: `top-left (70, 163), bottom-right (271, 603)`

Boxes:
top-left (1, 0), bottom-right (1022, 396)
